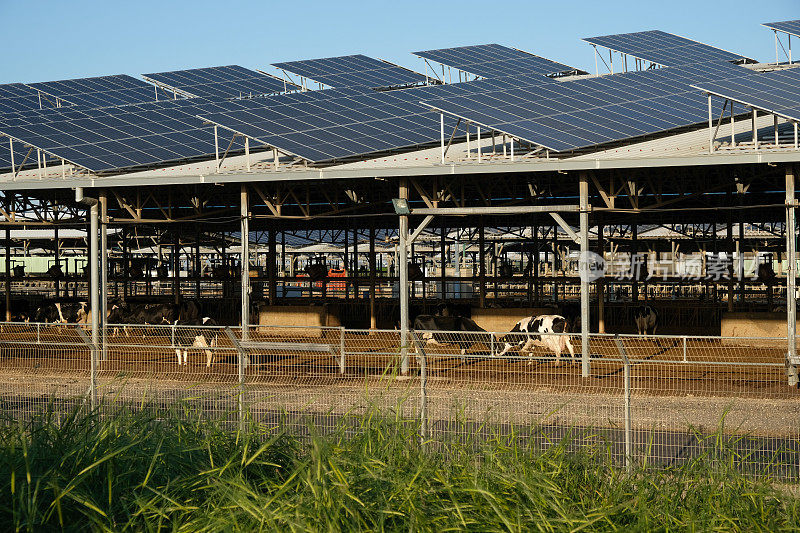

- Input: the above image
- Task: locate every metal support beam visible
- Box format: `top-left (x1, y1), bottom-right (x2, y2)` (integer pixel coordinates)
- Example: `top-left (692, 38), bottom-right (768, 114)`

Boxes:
top-left (579, 173), bottom-right (590, 378)
top-left (399, 179), bottom-right (410, 375)
top-left (99, 190), bottom-right (108, 360)
top-left (410, 205), bottom-right (579, 216)
top-left (88, 199), bottom-right (100, 406)
top-left (787, 165), bottom-right (797, 363)
top-left (241, 185), bottom-right (250, 341)
top-left (549, 212), bottom-right (581, 244)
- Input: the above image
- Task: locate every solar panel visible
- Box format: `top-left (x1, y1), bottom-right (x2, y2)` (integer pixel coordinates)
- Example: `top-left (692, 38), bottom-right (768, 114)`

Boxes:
top-left (0, 97), bottom-right (259, 173)
top-left (583, 30), bottom-right (753, 67)
top-left (273, 55), bottom-right (429, 89)
top-left (0, 83), bottom-right (44, 114)
top-left (421, 62), bottom-right (754, 152)
top-left (196, 73), bottom-right (571, 162)
top-left (142, 65), bottom-right (293, 99)
top-left (763, 20), bottom-right (800, 38)
top-left (692, 67), bottom-right (800, 123)
top-left (27, 74), bottom-right (157, 108)
top-left (413, 44), bottom-right (581, 79)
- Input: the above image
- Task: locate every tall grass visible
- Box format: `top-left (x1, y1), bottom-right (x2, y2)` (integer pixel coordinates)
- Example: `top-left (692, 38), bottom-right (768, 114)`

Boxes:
top-left (0, 404), bottom-right (798, 532)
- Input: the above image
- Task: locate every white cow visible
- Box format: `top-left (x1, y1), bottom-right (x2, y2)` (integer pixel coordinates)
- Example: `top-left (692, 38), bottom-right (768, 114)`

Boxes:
top-left (496, 314), bottom-right (575, 365)
top-left (175, 317), bottom-right (218, 367)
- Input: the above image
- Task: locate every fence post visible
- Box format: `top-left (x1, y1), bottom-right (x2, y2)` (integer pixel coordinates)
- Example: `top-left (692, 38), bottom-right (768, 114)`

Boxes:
top-left (339, 326), bottom-right (346, 375)
top-left (170, 323), bottom-right (176, 349)
top-left (36, 323), bottom-right (40, 344)
top-left (224, 327), bottom-right (246, 431)
top-left (75, 325), bottom-right (98, 410)
top-left (682, 336), bottom-right (688, 363)
top-left (411, 333), bottom-right (428, 447)
top-left (614, 335), bottom-right (632, 472)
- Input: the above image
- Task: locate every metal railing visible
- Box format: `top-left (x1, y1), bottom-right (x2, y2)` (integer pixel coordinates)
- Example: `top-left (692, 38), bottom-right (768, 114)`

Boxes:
top-left (0, 321), bottom-right (797, 476)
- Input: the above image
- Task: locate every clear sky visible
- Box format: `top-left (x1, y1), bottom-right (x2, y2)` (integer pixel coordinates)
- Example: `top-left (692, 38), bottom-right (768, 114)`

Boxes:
top-left (1, 0), bottom-right (797, 84)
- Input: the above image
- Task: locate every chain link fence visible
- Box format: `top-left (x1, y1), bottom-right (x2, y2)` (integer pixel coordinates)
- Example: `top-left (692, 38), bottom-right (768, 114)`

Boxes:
top-left (0, 321), bottom-right (797, 476)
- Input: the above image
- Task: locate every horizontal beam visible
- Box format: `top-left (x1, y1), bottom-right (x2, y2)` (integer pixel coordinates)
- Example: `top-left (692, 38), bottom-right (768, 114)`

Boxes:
top-left (410, 205), bottom-right (580, 216)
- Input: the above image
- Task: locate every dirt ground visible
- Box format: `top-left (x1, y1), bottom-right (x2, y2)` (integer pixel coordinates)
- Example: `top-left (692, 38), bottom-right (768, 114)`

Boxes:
top-left (0, 328), bottom-right (797, 439)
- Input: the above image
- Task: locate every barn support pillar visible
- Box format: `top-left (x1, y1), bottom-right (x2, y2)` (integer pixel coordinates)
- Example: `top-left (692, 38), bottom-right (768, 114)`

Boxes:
top-left (99, 190), bottom-right (108, 359)
top-left (399, 178), bottom-right (410, 375)
top-left (5, 223), bottom-right (10, 322)
top-left (369, 223), bottom-right (376, 329)
top-left (598, 221), bottom-right (605, 334)
top-left (479, 220), bottom-right (486, 307)
top-left (579, 172), bottom-right (591, 378)
top-left (786, 165), bottom-right (797, 363)
top-left (632, 223), bottom-right (638, 302)
top-left (268, 223), bottom-right (276, 305)
top-left (172, 227), bottom-right (180, 305)
top-left (727, 190), bottom-right (734, 312)
top-left (54, 225), bottom-right (60, 299)
top-left (195, 224), bottom-right (201, 298)
top-left (241, 185), bottom-right (250, 341)
top-left (440, 224), bottom-right (446, 301)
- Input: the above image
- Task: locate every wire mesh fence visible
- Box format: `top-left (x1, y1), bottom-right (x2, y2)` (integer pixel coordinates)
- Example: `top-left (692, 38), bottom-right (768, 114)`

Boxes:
top-left (0, 321), bottom-right (797, 476)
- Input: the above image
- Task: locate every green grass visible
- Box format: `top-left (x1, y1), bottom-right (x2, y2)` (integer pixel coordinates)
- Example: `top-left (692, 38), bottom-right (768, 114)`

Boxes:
top-left (0, 404), bottom-right (798, 532)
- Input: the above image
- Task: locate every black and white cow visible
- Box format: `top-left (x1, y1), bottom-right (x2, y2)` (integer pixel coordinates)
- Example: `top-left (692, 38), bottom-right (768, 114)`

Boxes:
top-left (34, 301), bottom-right (89, 324)
top-left (412, 315), bottom-right (493, 357)
top-left (174, 317), bottom-right (219, 367)
top-left (634, 305), bottom-right (658, 335)
top-left (496, 315), bottom-right (575, 365)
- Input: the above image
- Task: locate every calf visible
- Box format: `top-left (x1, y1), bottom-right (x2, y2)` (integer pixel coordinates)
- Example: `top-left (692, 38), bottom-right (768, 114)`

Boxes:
top-left (412, 315), bottom-right (493, 357)
top-left (174, 317), bottom-right (219, 367)
top-left (496, 315), bottom-right (575, 365)
top-left (634, 305), bottom-right (658, 335)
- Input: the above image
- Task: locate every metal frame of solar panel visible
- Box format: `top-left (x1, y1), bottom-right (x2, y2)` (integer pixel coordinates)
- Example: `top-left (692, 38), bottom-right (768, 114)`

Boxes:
top-left (583, 30), bottom-right (753, 67)
top-left (26, 74), bottom-right (157, 108)
top-left (413, 44), bottom-right (581, 79)
top-left (763, 20), bottom-right (800, 39)
top-left (421, 62), bottom-right (754, 153)
top-left (197, 73), bottom-right (557, 163)
top-left (692, 67), bottom-right (800, 124)
top-left (142, 65), bottom-right (292, 100)
top-left (273, 55), bottom-right (429, 89)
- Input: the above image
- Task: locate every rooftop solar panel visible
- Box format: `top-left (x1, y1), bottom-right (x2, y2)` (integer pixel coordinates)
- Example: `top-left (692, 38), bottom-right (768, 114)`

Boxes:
top-left (413, 44), bottom-right (581, 79)
top-left (763, 20), bottom-right (800, 38)
top-left (692, 67), bottom-right (800, 123)
top-left (197, 72), bottom-right (559, 162)
top-left (273, 55), bottom-right (429, 89)
top-left (421, 62), bottom-right (754, 152)
top-left (0, 83), bottom-right (44, 114)
top-left (583, 30), bottom-right (753, 67)
top-left (142, 65), bottom-right (293, 99)
top-left (26, 74), bottom-right (157, 108)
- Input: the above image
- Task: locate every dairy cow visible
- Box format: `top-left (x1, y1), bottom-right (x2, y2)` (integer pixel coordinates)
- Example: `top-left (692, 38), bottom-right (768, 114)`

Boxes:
top-left (634, 305), bottom-right (658, 335)
top-left (34, 301), bottom-right (89, 324)
top-left (496, 314), bottom-right (575, 365)
top-left (412, 315), bottom-right (493, 357)
top-left (174, 317), bottom-right (219, 367)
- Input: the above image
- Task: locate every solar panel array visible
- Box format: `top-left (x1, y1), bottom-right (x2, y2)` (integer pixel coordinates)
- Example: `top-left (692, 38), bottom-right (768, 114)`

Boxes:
top-left (583, 30), bottom-right (752, 67)
top-left (0, 83), bottom-right (44, 114)
top-left (692, 67), bottom-right (800, 122)
top-left (763, 20), bottom-right (800, 37)
top-left (0, 98), bottom-right (250, 172)
top-left (273, 55), bottom-right (429, 89)
top-left (27, 75), bottom-right (157, 108)
top-left (198, 74), bottom-right (558, 162)
top-left (421, 62), bottom-right (753, 152)
top-left (142, 65), bottom-right (291, 99)
top-left (414, 44), bottom-right (579, 78)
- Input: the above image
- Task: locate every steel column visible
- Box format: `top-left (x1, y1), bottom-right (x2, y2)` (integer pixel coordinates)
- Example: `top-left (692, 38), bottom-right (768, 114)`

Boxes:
top-left (579, 173), bottom-right (590, 377)
top-left (787, 165), bottom-right (797, 362)
top-left (399, 178), bottom-right (410, 375)
top-left (241, 185), bottom-right (250, 341)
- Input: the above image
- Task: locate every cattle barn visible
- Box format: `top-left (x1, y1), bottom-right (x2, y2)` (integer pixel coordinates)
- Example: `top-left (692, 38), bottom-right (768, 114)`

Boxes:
top-left (2, 26), bottom-right (800, 383)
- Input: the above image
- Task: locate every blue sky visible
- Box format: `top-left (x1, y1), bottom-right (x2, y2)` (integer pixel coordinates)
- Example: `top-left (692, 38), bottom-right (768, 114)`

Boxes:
top-left (1, 0), bottom-right (797, 84)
